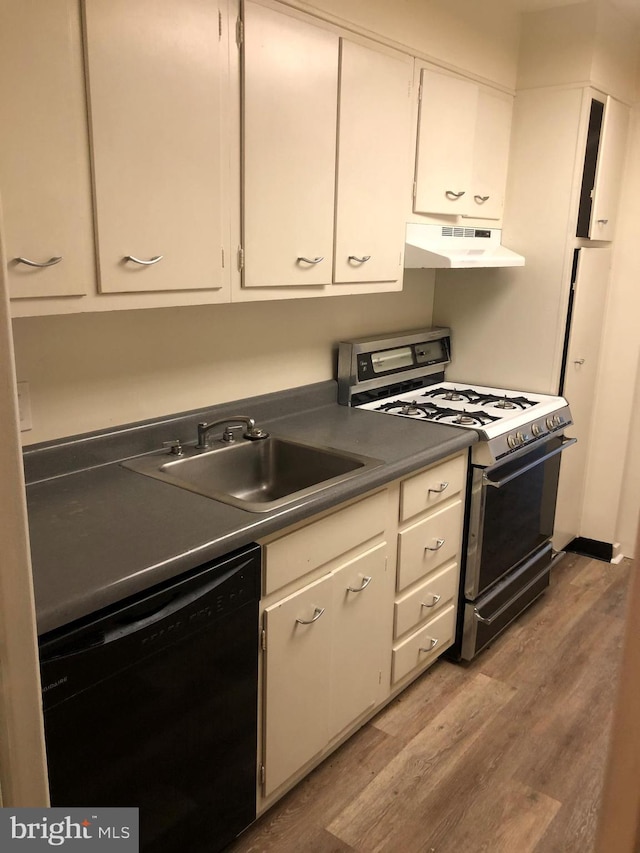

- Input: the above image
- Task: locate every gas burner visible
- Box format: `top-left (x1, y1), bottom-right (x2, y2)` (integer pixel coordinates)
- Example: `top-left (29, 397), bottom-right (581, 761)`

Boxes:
top-left (400, 401), bottom-right (422, 416)
top-left (454, 413), bottom-right (477, 425)
top-left (375, 400), bottom-right (434, 418)
top-left (427, 406), bottom-right (501, 426)
top-left (422, 387), bottom-right (477, 403)
top-left (474, 393), bottom-right (535, 410)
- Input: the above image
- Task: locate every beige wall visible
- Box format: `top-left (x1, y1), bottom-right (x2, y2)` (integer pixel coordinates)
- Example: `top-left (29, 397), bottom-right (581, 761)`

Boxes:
top-left (12, 271), bottom-right (435, 445)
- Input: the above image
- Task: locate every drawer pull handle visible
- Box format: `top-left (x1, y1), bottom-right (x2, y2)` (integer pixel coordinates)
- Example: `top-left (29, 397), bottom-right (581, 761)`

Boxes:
top-left (16, 256), bottom-right (63, 268)
top-left (125, 255), bottom-right (164, 265)
top-left (597, 219), bottom-right (609, 224)
top-left (421, 594), bottom-right (441, 608)
top-left (347, 575), bottom-right (372, 593)
top-left (348, 255), bottom-right (371, 263)
top-left (296, 256), bottom-right (324, 265)
top-left (419, 638), bottom-right (439, 653)
top-left (425, 538), bottom-right (445, 552)
top-left (428, 481), bottom-right (449, 495)
top-left (445, 190), bottom-right (465, 199)
top-left (474, 195), bottom-right (490, 203)
top-left (295, 606), bottom-right (325, 625)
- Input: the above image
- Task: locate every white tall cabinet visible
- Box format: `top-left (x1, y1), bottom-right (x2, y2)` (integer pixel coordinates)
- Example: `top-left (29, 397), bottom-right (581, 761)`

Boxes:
top-left (554, 248), bottom-right (612, 548)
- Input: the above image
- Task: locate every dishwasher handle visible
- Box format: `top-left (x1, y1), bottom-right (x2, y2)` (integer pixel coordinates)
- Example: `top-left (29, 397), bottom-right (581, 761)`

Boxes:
top-left (42, 553), bottom-right (257, 662)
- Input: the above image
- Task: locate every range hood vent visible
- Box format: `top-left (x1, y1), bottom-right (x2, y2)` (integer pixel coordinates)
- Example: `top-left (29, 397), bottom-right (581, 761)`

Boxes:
top-left (404, 224), bottom-right (525, 269)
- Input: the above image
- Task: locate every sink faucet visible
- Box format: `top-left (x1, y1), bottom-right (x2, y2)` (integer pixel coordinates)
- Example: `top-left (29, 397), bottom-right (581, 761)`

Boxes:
top-left (196, 416), bottom-right (269, 450)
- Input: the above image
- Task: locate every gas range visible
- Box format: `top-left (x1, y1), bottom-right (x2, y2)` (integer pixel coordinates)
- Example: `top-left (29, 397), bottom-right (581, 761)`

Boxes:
top-left (338, 328), bottom-right (572, 467)
top-left (338, 327), bottom-right (576, 660)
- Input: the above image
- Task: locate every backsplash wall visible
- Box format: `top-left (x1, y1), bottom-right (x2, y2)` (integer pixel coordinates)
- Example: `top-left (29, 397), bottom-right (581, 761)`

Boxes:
top-left (12, 271), bottom-right (435, 445)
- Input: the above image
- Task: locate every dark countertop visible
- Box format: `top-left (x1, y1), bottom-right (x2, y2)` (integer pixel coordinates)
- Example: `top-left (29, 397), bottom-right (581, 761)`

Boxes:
top-left (25, 381), bottom-right (476, 635)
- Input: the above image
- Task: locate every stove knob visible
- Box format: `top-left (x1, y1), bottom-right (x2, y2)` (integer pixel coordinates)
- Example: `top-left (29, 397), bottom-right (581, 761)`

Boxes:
top-left (516, 431), bottom-right (525, 444)
top-left (531, 423), bottom-right (541, 437)
top-left (507, 433), bottom-right (518, 449)
top-left (553, 414), bottom-right (563, 427)
top-left (546, 417), bottom-right (555, 430)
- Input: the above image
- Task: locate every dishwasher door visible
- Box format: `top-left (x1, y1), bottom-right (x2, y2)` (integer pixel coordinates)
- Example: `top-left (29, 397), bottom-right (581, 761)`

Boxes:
top-left (39, 543), bottom-right (260, 853)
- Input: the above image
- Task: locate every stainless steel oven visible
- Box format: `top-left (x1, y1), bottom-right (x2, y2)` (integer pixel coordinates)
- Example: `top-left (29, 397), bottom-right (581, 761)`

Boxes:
top-left (461, 434), bottom-right (575, 659)
top-left (337, 327), bottom-right (577, 660)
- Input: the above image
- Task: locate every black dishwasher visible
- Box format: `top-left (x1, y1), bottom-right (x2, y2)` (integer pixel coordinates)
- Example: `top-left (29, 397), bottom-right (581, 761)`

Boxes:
top-left (39, 543), bottom-right (261, 853)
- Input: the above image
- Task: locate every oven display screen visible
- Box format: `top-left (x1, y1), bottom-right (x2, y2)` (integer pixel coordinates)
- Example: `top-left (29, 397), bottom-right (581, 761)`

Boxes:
top-left (371, 346), bottom-right (413, 373)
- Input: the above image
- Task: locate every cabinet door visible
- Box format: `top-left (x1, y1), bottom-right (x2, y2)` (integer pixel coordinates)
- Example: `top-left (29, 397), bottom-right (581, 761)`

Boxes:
top-left (590, 97), bottom-right (630, 241)
top-left (554, 248), bottom-right (612, 548)
top-left (242, 2), bottom-right (338, 287)
top-left (466, 87), bottom-right (513, 221)
top-left (413, 69), bottom-right (477, 216)
top-left (0, 0), bottom-right (93, 299)
top-left (262, 574), bottom-right (332, 797)
top-left (333, 41), bottom-right (412, 284)
top-left (329, 544), bottom-right (390, 739)
top-left (84, 0), bottom-right (226, 294)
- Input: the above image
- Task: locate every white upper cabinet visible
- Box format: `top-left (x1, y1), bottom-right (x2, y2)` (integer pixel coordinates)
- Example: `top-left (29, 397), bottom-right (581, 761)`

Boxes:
top-left (0, 0), bottom-right (94, 299)
top-left (413, 67), bottom-right (513, 221)
top-left (588, 97), bottom-right (630, 242)
top-left (242, 2), bottom-right (339, 288)
top-left (242, 2), bottom-right (412, 290)
top-left (333, 41), bottom-right (413, 284)
top-left (83, 0), bottom-right (228, 294)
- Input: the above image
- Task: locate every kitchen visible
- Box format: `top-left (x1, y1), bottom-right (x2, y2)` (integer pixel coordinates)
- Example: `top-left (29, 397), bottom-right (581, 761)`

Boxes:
top-left (1, 0), bottom-right (639, 849)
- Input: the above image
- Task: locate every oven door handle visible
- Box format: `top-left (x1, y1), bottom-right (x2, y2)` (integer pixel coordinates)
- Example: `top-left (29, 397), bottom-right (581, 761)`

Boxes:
top-left (482, 437), bottom-right (577, 489)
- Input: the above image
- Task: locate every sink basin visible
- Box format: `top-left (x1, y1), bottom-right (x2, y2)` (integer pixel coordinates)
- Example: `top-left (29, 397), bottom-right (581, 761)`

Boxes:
top-left (122, 436), bottom-right (382, 512)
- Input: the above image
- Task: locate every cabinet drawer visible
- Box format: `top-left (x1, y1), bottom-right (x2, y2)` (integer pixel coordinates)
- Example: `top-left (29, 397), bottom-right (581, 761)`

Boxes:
top-left (394, 560), bottom-right (458, 640)
top-left (392, 604), bottom-right (455, 684)
top-left (400, 454), bottom-right (466, 522)
top-left (397, 497), bottom-right (463, 591)
top-left (264, 490), bottom-right (388, 595)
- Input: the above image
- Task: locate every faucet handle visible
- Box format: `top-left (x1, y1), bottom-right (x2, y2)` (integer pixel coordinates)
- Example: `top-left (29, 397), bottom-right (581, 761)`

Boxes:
top-left (162, 439), bottom-right (184, 456)
top-left (222, 425), bottom-right (244, 442)
top-left (245, 425), bottom-right (269, 440)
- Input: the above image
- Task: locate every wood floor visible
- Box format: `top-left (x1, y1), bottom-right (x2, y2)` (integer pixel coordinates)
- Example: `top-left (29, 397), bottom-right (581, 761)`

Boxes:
top-left (228, 552), bottom-right (632, 853)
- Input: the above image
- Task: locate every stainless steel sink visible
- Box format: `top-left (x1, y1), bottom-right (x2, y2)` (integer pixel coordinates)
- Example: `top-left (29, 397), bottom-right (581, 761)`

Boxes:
top-left (122, 436), bottom-right (382, 512)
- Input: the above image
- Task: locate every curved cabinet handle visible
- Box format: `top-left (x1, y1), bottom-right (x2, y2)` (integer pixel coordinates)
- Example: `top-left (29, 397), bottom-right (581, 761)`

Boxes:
top-left (428, 481), bottom-right (449, 495)
top-left (474, 195), bottom-right (490, 203)
top-left (296, 256), bottom-right (324, 265)
top-left (295, 606), bottom-right (325, 625)
top-left (573, 358), bottom-right (585, 365)
top-left (421, 594), bottom-right (441, 609)
top-left (424, 538), bottom-right (445, 552)
top-left (419, 638), bottom-right (439, 653)
top-left (124, 255), bottom-right (164, 265)
top-left (597, 219), bottom-right (609, 225)
top-left (15, 256), bottom-right (63, 268)
top-left (445, 190), bottom-right (465, 199)
top-left (347, 575), bottom-right (372, 593)
top-left (348, 255), bottom-right (371, 263)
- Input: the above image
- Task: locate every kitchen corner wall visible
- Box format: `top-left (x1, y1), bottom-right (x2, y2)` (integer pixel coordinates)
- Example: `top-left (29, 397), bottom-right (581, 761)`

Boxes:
top-left (11, 271), bottom-right (435, 445)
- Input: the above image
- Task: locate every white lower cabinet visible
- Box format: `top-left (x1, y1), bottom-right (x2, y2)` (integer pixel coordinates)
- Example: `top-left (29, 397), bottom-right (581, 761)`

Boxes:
top-left (258, 450), bottom-right (468, 807)
top-left (262, 542), bottom-right (390, 796)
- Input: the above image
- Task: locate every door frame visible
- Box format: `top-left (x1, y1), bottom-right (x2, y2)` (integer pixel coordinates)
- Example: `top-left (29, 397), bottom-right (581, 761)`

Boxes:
top-left (0, 195), bottom-right (49, 805)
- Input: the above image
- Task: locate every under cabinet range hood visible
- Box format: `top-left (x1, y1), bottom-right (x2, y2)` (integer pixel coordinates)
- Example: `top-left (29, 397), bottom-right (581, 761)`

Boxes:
top-left (404, 224), bottom-right (525, 269)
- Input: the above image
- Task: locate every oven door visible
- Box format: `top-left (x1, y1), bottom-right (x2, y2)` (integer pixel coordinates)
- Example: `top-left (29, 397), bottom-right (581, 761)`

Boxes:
top-left (465, 435), bottom-right (576, 600)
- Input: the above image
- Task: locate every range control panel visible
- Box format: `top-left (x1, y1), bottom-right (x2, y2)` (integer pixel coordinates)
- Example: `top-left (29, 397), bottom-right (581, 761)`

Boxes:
top-left (357, 337), bottom-right (450, 382)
